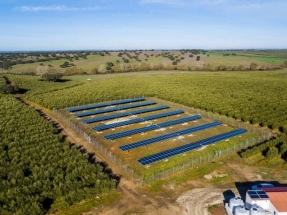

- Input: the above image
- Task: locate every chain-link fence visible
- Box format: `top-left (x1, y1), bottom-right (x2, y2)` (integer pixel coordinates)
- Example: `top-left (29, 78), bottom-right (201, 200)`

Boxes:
top-left (54, 96), bottom-right (273, 186)
top-left (54, 108), bottom-right (142, 183)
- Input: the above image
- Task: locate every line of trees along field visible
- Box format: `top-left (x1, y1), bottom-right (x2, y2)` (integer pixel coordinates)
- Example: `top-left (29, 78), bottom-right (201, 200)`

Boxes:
top-left (7, 71), bottom-right (287, 133)
top-left (0, 96), bottom-right (116, 214)
top-left (240, 134), bottom-right (287, 159)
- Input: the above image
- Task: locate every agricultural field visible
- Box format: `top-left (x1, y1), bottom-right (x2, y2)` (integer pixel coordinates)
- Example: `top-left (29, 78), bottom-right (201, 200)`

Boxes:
top-left (0, 95), bottom-right (117, 214)
top-left (2, 68), bottom-right (287, 214)
top-left (241, 134), bottom-right (287, 170)
top-left (7, 70), bottom-right (287, 132)
top-left (1, 49), bottom-right (287, 75)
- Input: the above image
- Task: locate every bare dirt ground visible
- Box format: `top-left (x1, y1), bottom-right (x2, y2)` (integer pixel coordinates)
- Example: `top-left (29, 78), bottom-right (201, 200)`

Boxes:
top-left (25, 100), bottom-right (265, 215)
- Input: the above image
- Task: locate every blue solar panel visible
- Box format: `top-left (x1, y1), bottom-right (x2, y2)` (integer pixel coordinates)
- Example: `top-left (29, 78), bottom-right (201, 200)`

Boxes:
top-left (247, 190), bottom-right (269, 199)
top-left (105, 114), bottom-right (201, 140)
top-left (120, 121), bottom-right (221, 151)
top-left (74, 101), bottom-right (156, 118)
top-left (83, 105), bottom-right (169, 124)
top-left (92, 112), bottom-right (200, 131)
top-left (83, 112), bottom-right (129, 124)
top-left (138, 129), bottom-right (247, 165)
top-left (130, 105), bottom-right (169, 115)
top-left (66, 97), bottom-right (145, 112)
top-left (92, 107), bottom-right (178, 131)
top-left (248, 191), bottom-right (257, 195)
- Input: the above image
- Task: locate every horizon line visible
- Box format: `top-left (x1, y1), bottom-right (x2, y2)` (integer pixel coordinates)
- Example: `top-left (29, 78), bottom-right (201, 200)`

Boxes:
top-left (1, 48), bottom-right (287, 53)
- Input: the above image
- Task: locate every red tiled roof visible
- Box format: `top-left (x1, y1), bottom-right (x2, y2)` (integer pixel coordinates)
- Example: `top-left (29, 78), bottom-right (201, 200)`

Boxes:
top-left (267, 192), bottom-right (287, 212)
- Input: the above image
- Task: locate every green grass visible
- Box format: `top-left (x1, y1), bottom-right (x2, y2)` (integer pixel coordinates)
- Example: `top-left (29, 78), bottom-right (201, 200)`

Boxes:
top-left (208, 50), bottom-right (287, 65)
top-left (52, 191), bottom-right (121, 215)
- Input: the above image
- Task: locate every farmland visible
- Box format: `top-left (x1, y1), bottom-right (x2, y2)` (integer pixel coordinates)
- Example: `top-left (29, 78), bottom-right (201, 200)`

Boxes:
top-left (7, 70), bottom-right (287, 132)
top-left (1, 61), bottom-right (287, 214)
top-left (0, 95), bottom-right (117, 214)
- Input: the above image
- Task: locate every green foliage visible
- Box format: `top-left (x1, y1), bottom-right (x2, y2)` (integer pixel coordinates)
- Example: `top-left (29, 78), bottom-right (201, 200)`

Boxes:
top-left (279, 142), bottom-right (287, 154)
top-left (63, 67), bottom-right (85, 76)
top-left (0, 96), bottom-right (116, 214)
top-left (41, 72), bottom-right (63, 82)
top-left (7, 75), bottom-right (84, 98)
top-left (0, 83), bottom-right (19, 94)
top-left (250, 62), bottom-right (258, 71)
top-left (240, 134), bottom-right (287, 158)
top-left (265, 146), bottom-right (278, 158)
top-left (0, 76), bottom-right (19, 94)
top-left (8, 71), bottom-right (287, 133)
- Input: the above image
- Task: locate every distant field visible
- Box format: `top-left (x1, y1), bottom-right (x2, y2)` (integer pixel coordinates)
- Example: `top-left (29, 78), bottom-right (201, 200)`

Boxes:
top-left (2, 49), bottom-right (286, 74)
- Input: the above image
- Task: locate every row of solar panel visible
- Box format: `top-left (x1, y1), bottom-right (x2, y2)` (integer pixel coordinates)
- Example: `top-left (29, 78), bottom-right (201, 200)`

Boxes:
top-left (105, 114), bottom-right (201, 140)
top-left (82, 105), bottom-right (169, 124)
top-left (120, 121), bottom-right (222, 151)
top-left (138, 129), bottom-right (247, 165)
top-left (66, 97), bottom-right (145, 112)
top-left (75, 101), bottom-right (156, 118)
top-left (93, 109), bottom-right (184, 131)
top-left (92, 110), bottom-right (199, 131)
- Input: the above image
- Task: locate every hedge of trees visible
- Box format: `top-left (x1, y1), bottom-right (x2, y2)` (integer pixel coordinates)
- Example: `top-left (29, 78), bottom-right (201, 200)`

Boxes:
top-left (6, 75), bottom-right (84, 97)
top-left (0, 76), bottom-right (19, 94)
top-left (7, 71), bottom-right (287, 133)
top-left (0, 96), bottom-right (116, 214)
top-left (240, 134), bottom-right (287, 159)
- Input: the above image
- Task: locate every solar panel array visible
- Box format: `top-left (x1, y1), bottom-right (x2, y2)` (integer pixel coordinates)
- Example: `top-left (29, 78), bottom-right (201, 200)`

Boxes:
top-left (138, 129), bottom-right (247, 165)
top-left (66, 97), bottom-right (145, 112)
top-left (65, 98), bottom-right (249, 166)
top-left (105, 114), bottom-right (201, 140)
top-left (120, 121), bottom-right (222, 151)
top-left (83, 105), bottom-right (169, 124)
top-left (74, 101), bottom-right (156, 118)
top-left (247, 190), bottom-right (269, 199)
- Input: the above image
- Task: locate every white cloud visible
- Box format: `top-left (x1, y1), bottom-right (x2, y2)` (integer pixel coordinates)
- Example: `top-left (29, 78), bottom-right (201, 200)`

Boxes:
top-left (14, 5), bottom-right (102, 12)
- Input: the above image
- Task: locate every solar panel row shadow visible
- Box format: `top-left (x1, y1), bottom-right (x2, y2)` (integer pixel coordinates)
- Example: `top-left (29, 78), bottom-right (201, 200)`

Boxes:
top-left (91, 105), bottom-right (169, 128)
top-left (104, 113), bottom-right (200, 140)
top-left (74, 101), bottom-right (156, 118)
top-left (66, 97), bottom-right (145, 112)
top-left (120, 121), bottom-right (221, 151)
top-left (138, 129), bottom-right (247, 165)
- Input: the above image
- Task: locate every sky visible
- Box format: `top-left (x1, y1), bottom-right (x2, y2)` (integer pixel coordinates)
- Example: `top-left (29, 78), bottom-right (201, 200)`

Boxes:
top-left (0, 0), bottom-right (287, 51)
